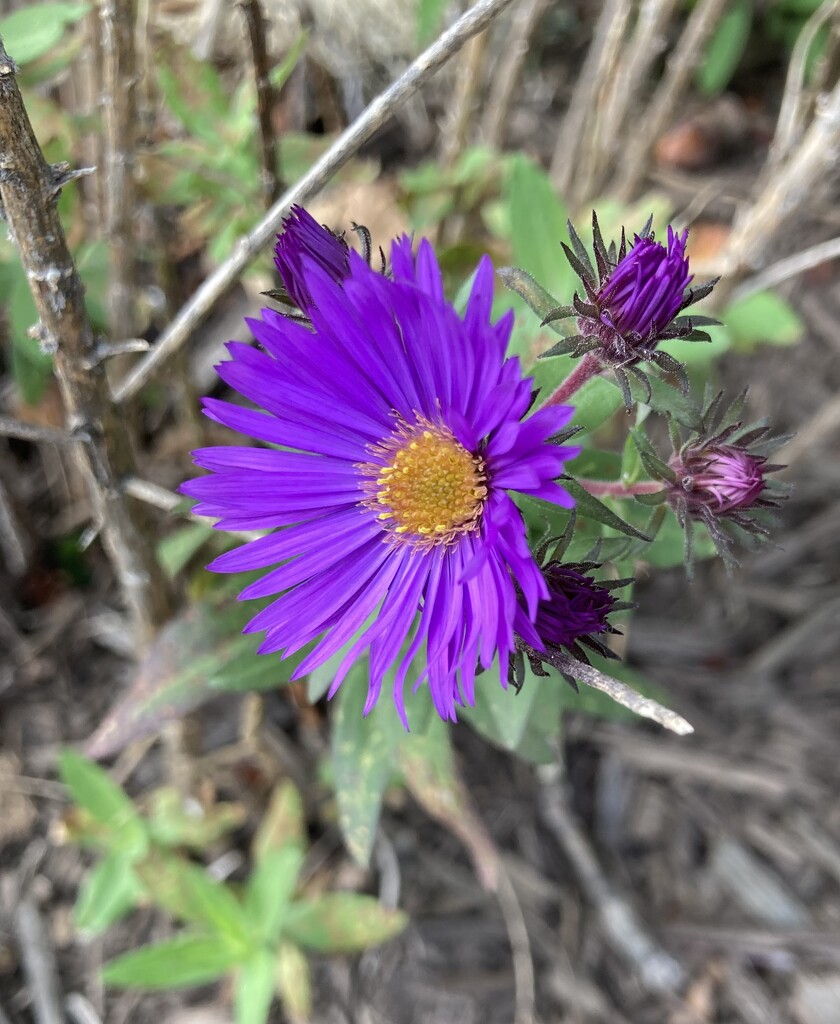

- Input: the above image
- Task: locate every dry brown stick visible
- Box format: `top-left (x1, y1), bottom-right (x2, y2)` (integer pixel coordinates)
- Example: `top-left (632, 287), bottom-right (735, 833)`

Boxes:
top-left (614, 0), bottom-right (731, 201)
top-left (729, 233), bottom-right (840, 302)
top-left (0, 39), bottom-right (171, 648)
top-left (769, 0), bottom-right (839, 169)
top-left (440, 29), bottom-right (490, 167)
top-left (592, 0), bottom-right (682, 193)
top-left (240, 0), bottom-right (282, 205)
top-left (717, 78), bottom-right (840, 290)
top-left (13, 898), bottom-right (65, 1024)
top-left (481, 0), bottom-right (550, 148)
top-left (0, 415), bottom-right (77, 445)
top-left (496, 862), bottom-right (537, 1024)
top-left (538, 764), bottom-right (686, 995)
top-left (550, 0), bottom-right (630, 197)
top-left (112, 0), bottom-right (518, 405)
top-left (99, 0), bottom-right (139, 339)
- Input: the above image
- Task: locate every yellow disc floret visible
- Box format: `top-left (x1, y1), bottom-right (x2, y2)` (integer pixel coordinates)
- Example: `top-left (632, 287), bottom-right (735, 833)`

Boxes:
top-left (362, 420), bottom-right (487, 546)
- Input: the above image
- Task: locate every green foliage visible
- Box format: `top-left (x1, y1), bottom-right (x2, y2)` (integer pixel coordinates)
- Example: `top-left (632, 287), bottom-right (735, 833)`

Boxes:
top-left (0, 2), bottom-right (89, 66)
top-left (417, 0), bottom-right (449, 44)
top-left (62, 760), bottom-right (406, 1021)
top-left (724, 290), bottom-right (805, 350)
top-left (696, 0), bottom-right (753, 95)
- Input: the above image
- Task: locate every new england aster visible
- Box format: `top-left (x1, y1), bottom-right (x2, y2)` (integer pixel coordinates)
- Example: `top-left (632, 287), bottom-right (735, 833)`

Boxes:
top-left (182, 226), bottom-right (582, 725)
top-left (541, 213), bottom-right (719, 406)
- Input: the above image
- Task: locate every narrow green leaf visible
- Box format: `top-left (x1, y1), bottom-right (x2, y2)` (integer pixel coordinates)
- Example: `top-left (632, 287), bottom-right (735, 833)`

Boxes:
top-left (147, 787), bottom-right (247, 851)
top-left (284, 894), bottom-right (407, 954)
top-left (0, 2), bottom-right (89, 65)
top-left (103, 934), bottom-right (243, 990)
top-left (329, 662), bottom-right (399, 866)
top-left (58, 751), bottom-right (147, 857)
top-left (276, 942), bottom-right (312, 1022)
top-left (252, 781), bottom-right (305, 862)
top-left (417, 0), bottom-right (449, 43)
top-left (234, 952), bottom-right (276, 1024)
top-left (244, 848), bottom-right (303, 945)
top-left (604, 372), bottom-right (701, 428)
top-left (74, 853), bottom-right (141, 935)
top-left (269, 31), bottom-right (308, 92)
top-left (157, 523), bottom-right (215, 579)
top-left (567, 375), bottom-right (624, 433)
top-left (563, 479), bottom-right (652, 540)
top-left (696, 0), bottom-right (752, 95)
top-left (724, 290), bottom-right (804, 350)
top-left (496, 267), bottom-right (566, 333)
top-left (137, 854), bottom-right (251, 947)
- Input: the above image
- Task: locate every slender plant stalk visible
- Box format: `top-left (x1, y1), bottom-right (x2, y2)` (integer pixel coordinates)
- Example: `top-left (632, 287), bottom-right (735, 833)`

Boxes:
top-left (577, 479), bottom-right (665, 497)
top-left (543, 352), bottom-right (603, 406)
top-left (440, 28), bottom-right (489, 167)
top-left (112, 0), bottom-right (518, 405)
top-left (99, 0), bottom-right (139, 339)
top-left (613, 0), bottom-right (730, 201)
top-left (0, 38), bottom-right (171, 648)
top-left (240, 0), bottom-right (282, 205)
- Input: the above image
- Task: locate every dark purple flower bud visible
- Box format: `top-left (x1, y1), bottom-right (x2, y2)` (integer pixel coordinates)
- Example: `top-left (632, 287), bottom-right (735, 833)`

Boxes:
top-left (541, 214), bottom-right (719, 406)
top-left (273, 205), bottom-right (349, 313)
top-left (669, 444), bottom-right (767, 515)
top-left (595, 227), bottom-right (691, 340)
top-left (534, 565), bottom-right (617, 652)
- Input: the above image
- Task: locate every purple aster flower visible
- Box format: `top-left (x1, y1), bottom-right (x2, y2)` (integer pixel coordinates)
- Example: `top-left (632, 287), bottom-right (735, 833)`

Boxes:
top-left (670, 445), bottom-right (767, 515)
top-left (273, 205), bottom-right (350, 313)
top-left (182, 234), bottom-right (581, 725)
top-left (540, 213), bottom-right (719, 406)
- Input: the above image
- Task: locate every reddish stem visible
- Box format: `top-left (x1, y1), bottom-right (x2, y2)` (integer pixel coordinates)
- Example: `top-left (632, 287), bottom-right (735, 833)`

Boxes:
top-left (578, 479), bottom-right (665, 498)
top-left (544, 351), bottom-right (603, 406)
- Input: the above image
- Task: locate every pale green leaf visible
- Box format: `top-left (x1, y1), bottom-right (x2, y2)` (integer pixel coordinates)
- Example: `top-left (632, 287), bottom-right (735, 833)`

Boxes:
top-left (234, 952), bottom-right (276, 1024)
top-left (103, 933), bottom-right (243, 989)
top-left (284, 894), bottom-right (407, 953)
top-left (59, 751), bottom-right (147, 857)
top-left (74, 853), bottom-right (141, 935)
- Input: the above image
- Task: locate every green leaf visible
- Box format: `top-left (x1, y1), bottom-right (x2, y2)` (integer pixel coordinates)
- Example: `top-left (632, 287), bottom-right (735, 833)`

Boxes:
top-left (137, 854), bottom-right (251, 947)
top-left (244, 848), bottom-right (302, 945)
top-left (0, 2), bottom-right (89, 65)
top-left (84, 600), bottom-right (306, 759)
top-left (696, 0), bottom-right (752, 95)
top-left (724, 290), bottom-right (804, 351)
top-left (417, 0), bottom-right (449, 43)
top-left (567, 374), bottom-right (625, 433)
top-left (147, 787), bottom-right (246, 850)
top-left (503, 154), bottom-right (574, 298)
top-left (563, 479), bottom-right (652, 540)
top-left (270, 31), bottom-right (308, 91)
top-left (276, 942), bottom-right (312, 1021)
top-left (74, 853), bottom-right (141, 935)
top-left (157, 523), bottom-right (215, 579)
top-left (604, 372), bottom-right (701, 429)
top-left (234, 952), bottom-right (276, 1024)
top-left (329, 662), bottom-right (399, 867)
top-left (462, 669), bottom-right (564, 763)
top-left (284, 894), bottom-right (407, 954)
top-left (252, 781), bottom-right (306, 861)
top-left (496, 267), bottom-right (566, 332)
top-left (59, 751), bottom-right (147, 857)
top-left (103, 934), bottom-right (244, 990)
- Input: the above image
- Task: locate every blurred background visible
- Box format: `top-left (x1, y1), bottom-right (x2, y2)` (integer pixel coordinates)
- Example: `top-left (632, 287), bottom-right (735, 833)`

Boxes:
top-left (1, 0), bottom-right (840, 1022)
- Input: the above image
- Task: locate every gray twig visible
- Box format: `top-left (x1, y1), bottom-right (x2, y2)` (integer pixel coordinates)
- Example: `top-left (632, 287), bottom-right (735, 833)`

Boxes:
top-left (0, 38), bottom-right (172, 647)
top-left (13, 898), bottom-right (65, 1024)
top-left (538, 764), bottom-right (686, 995)
top-left (99, 0), bottom-right (139, 339)
top-left (614, 0), bottom-right (730, 200)
top-left (496, 862), bottom-right (537, 1024)
top-left (729, 233), bottom-right (840, 302)
top-left (112, 0), bottom-right (518, 405)
top-left (481, 0), bottom-right (550, 149)
top-left (0, 415), bottom-right (76, 445)
top-left (439, 28), bottom-right (489, 168)
top-left (240, 0), bottom-right (282, 205)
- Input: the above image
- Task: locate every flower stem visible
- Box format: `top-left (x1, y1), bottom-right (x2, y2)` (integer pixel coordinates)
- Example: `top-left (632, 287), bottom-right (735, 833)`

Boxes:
top-left (578, 479), bottom-right (665, 498)
top-left (544, 352), bottom-right (603, 406)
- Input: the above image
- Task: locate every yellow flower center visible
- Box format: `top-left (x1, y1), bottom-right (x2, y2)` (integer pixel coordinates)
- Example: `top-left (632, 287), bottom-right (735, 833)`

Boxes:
top-left (363, 421), bottom-right (487, 546)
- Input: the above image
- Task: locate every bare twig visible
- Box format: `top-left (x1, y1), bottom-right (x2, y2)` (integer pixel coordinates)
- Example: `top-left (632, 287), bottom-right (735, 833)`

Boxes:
top-left (0, 415), bottom-right (76, 445)
top-left (614, 0), bottom-right (730, 200)
top-left (240, 0), bottom-right (282, 205)
top-left (0, 473), bottom-right (29, 575)
top-left (550, 0), bottom-right (631, 197)
top-left (0, 40), bottom-right (172, 647)
top-left (99, 0), bottom-right (139, 339)
top-left (123, 475), bottom-right (261, 541)
top-left (481, 0), bottom-right (550, 148)
top-left (729, 233), bottom-right (840, 302)
top-left (718, 79), bottom-right (840, 291)
top-left (496, 862), bottom-right (537, 1024)
top-left (192, 0), bottom-right (226, 61)
top-left (440, 29), bottom-right (489, 167)
top-left (538, 764), bottom-right (686, 995)
top-left (13, 898), bottom-right (65, 1024)
top-left (769, 0), bottom-right (839, 169)
top-left (525, 646), bottom-right (694, 734)
top-left (112, 0), bottom-right (518, 405)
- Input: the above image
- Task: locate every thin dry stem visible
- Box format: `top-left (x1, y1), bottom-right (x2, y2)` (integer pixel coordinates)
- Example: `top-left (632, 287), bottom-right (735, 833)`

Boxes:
top-left (99, 0), bottom-right (139, 338)
top-left (730, 233), bottom-right (840, 302)
top-left (538, 763), bottom-right (686, 995)
top-left (550, 0), bottom-right (630, 197)
top-left (0, 416), bottom-right (76, 445)
top-left (614, 0), bottom-right (730, 201)
top-left (13, 899), bottom-right (65, 1024)
top-left (240, 0), bottom-right (282, 205)
top-left (496, 863), bottom-right (537, 1024)
top-left (112, 0), bottom-right (518, 405)
top-left (481, 0), bottom-right (550, 148)
top-left (769, 0), bottom-right (839, 169)
top-left (440, 29), bottom-right (489, 167)
top-left (0, 39), bottom-right (171, 647)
